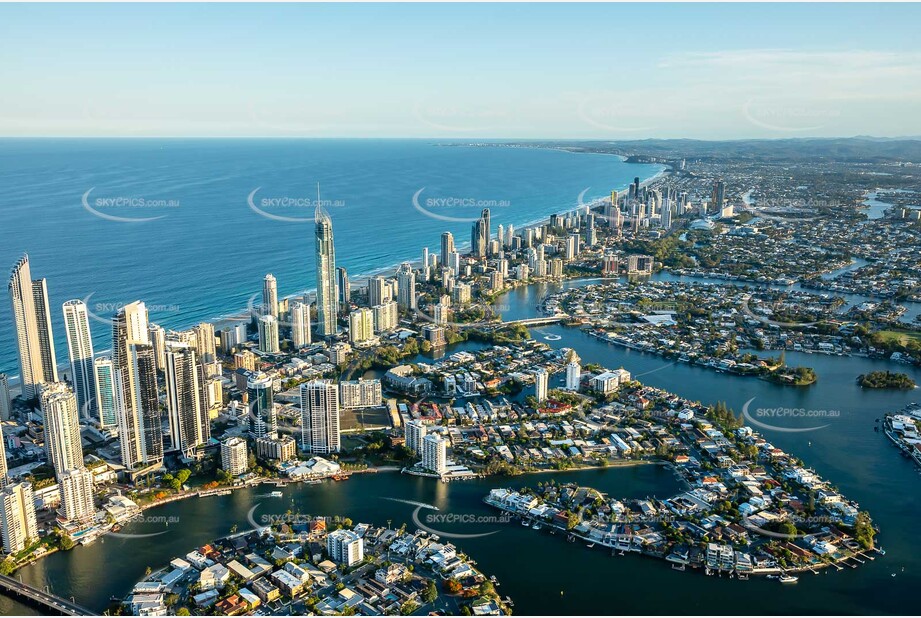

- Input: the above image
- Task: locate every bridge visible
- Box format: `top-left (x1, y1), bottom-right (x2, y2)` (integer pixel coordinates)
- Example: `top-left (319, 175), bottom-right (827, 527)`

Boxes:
top-left (502, 316), bottom-right (566, 327)
top-left (0, 573), bottom-right (95, 616)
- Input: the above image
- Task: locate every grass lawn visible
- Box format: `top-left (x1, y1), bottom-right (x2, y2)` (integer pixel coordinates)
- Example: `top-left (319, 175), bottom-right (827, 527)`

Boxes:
top-left (876, 329), bottom-right (921, 346)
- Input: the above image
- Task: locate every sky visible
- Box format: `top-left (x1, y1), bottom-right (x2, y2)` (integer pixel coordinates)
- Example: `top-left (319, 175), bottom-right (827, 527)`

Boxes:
top-left (1, 3), bottom-right (920, 139)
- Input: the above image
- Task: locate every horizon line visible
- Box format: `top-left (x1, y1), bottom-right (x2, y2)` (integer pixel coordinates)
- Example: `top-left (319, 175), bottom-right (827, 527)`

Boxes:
top-left (1, 134), bottom-right (920, 142)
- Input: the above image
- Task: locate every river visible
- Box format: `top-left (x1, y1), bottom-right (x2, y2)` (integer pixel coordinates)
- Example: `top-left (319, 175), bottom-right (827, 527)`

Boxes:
top-left (6, 277), bottom-right (921, 615)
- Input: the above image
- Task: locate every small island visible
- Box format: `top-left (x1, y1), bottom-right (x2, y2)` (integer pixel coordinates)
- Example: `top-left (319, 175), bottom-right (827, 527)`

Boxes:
top-left (767, 366), bottom-right (817, 386)
top-left (857, 371), bottom-right (916, 389)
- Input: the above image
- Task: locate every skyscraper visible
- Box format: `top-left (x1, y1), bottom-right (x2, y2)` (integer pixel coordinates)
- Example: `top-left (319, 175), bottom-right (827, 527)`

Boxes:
top-left (148, 323), bottom-right (167, 372)
top-left (32, 278), bottom-right (58, 384)
top-left (336, 266), bottom-right (350, 307)
top-left (565, 349), bottom-right (581, 391)
top-left (0, 373), bottom-right (11, 422)
top-left (290, 300), bottom-right (312, 348)
top-left (440, 232), bottom-right (455, 269)
top-left (314, 201), bottom-right (339, 337)
top-left (165, 342), bottom-right (210, 457)
top-left (8, 255), bottom-right (57, 399)
top-left (368, 276), bottom-right (391, 307)
top-left (113, 302), bottom-right (162, 470)
top-left (348, 308), bottom-right (374, 345)
top-left (712, 179), bottom-right (726, 213)
top-left (422, 433), bottom-right (447, 475)
top-left (58, 467), bottom-right (95, 525)
top-left (63, 300), bottom-right (96, 420)
top-left (471, 209), bottom-right (490, 257)
top-left (534, 368), bottom-right (549, 403)
top-left (405, 418), bottom-right (427, 455)
top-left (193, 322), bottom-right (217, 364)
top-left (396, 262), bottom-right (416, 311)
top-left (221, 437), bottom-right (248, 476)
top-left (93, 356), bottom-right (118, 431)
top-left (300, 380), bottom-right (340, 454)
top-left (262, 274), bottom-right (278, 318)
top-left (0, 482), bottom-right (38, 554)
top-left (41, 382), bottom-right (84, 476)
top-left (258, 315), bottom-right (280, 353)
top-left (247, 373), bottom-right (276, 439)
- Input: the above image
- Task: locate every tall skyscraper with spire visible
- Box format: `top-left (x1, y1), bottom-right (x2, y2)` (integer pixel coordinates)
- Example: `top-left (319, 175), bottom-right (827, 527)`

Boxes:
top-left (63, 300), bottom-right (96, 420)
top-left (314, 190), bottom-right (339, 337)
top-left (8, 255), bottom-right (57, 399)
top-left (471, 208), bottom-right (490, 257)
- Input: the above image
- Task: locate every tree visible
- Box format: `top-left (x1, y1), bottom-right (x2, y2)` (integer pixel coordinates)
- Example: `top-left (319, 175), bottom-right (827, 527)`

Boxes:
top-left (423, 580), bottom-right (438, 603)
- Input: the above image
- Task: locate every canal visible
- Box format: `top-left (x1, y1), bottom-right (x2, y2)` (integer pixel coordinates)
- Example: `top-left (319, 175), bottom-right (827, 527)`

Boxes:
top-left (5, 277), bottom-right (921, 615)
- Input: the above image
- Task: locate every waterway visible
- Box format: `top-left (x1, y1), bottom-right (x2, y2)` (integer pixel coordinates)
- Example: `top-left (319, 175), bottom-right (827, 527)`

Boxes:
top-left (6, 277), bottom-right (921, 615)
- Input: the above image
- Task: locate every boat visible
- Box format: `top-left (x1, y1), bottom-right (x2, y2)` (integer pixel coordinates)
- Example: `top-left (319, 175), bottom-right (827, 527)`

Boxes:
top-left (521, 519), bottom-right (530, 527)
top-left (268, 491), bottom-right (283, 498)
top-left (532, 522), bottom-right (542, 530)
top-left (671, 564), bottom-right (686, 571)
top-left (586, 543), bottom-right (595, 548)
top-left (779, 574), bottom-right (798, 584)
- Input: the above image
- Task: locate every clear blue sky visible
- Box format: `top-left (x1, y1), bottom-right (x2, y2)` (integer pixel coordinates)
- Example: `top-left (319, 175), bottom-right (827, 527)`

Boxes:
top-left (2, 3), bottom-right (919, 138)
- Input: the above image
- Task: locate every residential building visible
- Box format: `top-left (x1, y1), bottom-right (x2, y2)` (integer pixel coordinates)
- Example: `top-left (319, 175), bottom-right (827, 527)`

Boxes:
top-left (41, 382), bottom-right (84, 476)
top-left (247, 373), bottom-right (276, 439)
top-left (405, 419), bottom-right (427, 455)
top-left (372, 301), bottom-right (398, 333)
top-left (257, 315), bottom-right (280, 354)
top-left (262, 274), bottom-right (278, 318)
top-left (327, 529), bottom-right (364, 566)
top-left (8, 255), bottom-right (57, 399)
top-left (93, 357), bottom-right (118, 431)
top-left (59, 467), bottom-right (95, 526)
top-left (290, 300), bottom-right (311, 348)
top-left (533, 368), bottom-right (549, 403)
top-left (422, 433), bottom-right (447, 475)
top-left (339, 379), bottom-right (382, 409)
top-left (300, 381), bottom-right (340, 454)
top-left (0, 482), bottom-right (38, 554)
top-left (221, 437), bottom-right (248, 476)
top-left (62, 300), bottom-right (96, 420)
top-left (348, 308), bottom-right (374, 345)
top-left (165, 343), bottom-right (210, 457)
top-left (314, 204), bottom-right (339, 337)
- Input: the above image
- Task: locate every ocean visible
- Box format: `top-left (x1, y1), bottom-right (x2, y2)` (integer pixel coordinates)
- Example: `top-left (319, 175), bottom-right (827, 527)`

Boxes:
top-left (0, 138), bottom-right (663, 377)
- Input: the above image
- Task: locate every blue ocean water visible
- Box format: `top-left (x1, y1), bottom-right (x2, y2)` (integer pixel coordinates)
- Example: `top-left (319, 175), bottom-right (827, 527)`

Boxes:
top-left (0, 139), bottom-right (663, 377)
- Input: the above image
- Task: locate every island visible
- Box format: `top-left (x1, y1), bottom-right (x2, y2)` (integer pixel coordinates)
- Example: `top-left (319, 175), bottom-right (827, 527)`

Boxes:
top-left (121, 517), bottom-right (508, 617)
top-left (857, 371), bottom-right (916, 389)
